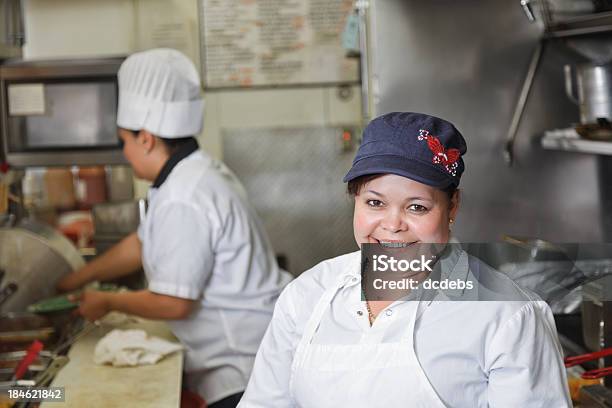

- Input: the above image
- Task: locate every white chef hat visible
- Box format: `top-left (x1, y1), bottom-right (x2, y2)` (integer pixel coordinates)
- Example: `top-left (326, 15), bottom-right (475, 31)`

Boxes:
top-left (117, 48), bottom-right (204, 138)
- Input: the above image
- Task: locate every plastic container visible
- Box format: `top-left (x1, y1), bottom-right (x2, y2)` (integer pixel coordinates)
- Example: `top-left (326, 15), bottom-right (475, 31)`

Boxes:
top-left (76, 166), bottom-right (107, 208)
top-left (44, 168), bottom-right (76, 210)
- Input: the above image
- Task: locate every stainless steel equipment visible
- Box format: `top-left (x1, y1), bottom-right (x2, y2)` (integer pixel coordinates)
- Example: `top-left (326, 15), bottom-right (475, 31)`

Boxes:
top-left (581, 384), bottom-right (612, 407)
top-left (92, 198), bottom-right (145, 257)
top-left (0, 219), bottom-right (84, 313)
top-left (565, 63), bottom-right (612, 123)
top-left (92, 199), bottom-right (144, 237)
top-left (0, 57), bottom-right (125, 167)
top-left (91, 199), bottom-right (146, 289)
top-left (365, 0), bottom-right (601, 242)
top-left (582, 274), bottom-right (612, 351)
top-left (504, 0), bottom-right (612, 164)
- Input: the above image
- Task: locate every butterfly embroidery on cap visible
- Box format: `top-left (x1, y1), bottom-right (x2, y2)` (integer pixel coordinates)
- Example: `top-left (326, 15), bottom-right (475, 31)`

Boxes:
top-left (418, 129), bottom-right (460, 176)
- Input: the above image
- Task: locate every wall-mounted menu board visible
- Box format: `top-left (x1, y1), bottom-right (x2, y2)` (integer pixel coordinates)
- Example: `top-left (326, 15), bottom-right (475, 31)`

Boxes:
top-left (198, 0), bottom-right (359, 89)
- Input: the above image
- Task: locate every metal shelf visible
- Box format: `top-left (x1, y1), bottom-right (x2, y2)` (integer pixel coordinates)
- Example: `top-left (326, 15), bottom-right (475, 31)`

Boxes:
top-left (544, 11), bottom-right (612, 38)
top-left (505, 4), bottom-right (612, 164)
top-left (542, 128), bottom-right (612, 155)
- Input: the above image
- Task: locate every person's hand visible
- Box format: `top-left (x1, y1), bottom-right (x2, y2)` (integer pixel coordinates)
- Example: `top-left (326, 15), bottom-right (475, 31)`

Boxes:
top-left (56, 266), bottom-right (94, 293)
top-left (70, 290), bottom-right (111, 322)
top-left (56, 272), bottom-right (83, 293)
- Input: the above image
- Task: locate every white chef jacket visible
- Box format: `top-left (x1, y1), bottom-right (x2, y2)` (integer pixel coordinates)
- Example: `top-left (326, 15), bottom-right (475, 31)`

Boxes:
top-left (138, 147), bottom-right (292, 404)
top-left (239, 245), bottom-right (571, 407)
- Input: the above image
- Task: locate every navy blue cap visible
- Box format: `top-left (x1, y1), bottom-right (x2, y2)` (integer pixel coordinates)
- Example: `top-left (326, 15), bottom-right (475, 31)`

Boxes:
top-left (343, 112), bottom-right (467, 189)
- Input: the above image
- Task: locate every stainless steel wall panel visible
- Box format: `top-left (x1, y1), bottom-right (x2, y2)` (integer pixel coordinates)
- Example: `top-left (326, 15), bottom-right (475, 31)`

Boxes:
top-left (371, 0), bottom-right (602, 242)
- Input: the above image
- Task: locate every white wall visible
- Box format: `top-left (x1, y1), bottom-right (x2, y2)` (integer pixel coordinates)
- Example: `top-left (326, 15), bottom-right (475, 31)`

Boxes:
top-left (23, 0), bottom-right (136, 59)
top-left (22, 0), bottom-right (361, 197)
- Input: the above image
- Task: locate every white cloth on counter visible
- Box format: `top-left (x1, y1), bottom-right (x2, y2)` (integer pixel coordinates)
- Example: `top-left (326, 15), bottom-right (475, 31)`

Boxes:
top-left (94, 329), bottom-right (183, 367)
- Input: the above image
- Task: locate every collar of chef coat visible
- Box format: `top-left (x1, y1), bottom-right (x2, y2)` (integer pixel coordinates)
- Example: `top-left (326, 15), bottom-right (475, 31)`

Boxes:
top-left (152, 138), bottom-right (200, 188)
top-left (340, 237), bottom-right (471, 301)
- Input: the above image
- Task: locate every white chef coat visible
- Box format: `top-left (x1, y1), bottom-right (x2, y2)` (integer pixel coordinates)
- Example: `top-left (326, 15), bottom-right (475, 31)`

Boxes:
top-left (138, 146), bottom-right (292, 404)
top-left (239, 244), bottom-right (571, 407)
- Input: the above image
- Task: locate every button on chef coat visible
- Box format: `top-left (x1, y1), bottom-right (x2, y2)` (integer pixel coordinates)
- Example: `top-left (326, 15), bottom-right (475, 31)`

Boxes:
top-left (239, 245), bottom-right (571, 407)
top-left (138, 148), bottom-right (292, 404)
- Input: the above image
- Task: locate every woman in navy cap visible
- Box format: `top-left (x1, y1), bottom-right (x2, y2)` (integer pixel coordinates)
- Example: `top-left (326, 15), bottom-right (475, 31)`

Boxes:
top-left (238, 112), bottom-right (570, 407)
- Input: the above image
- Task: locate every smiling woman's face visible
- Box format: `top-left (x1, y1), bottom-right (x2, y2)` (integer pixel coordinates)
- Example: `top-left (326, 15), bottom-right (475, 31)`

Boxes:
top-left (353, 174), bottom-right (459, 247)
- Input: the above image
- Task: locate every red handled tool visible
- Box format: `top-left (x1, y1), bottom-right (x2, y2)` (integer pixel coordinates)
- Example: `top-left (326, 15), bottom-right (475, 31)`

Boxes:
top-left (12, 339), bottom-right (44, 380)
top-left (565, 348), bottom-right (612, 367)
top-left (565, 347), bottom-right (612, 380)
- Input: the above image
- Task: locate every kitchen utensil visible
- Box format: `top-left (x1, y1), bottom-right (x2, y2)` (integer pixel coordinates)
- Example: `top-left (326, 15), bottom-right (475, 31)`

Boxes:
top-left (0, 355), bottom-right (71, 391)
top-left (583, 366), bottom-right (612, 379)
top-left (0, 350), bottom-right (52, 381)
top-left (0, 364), bottom-right (45, 376)
top-left (52, 320), bottom-right (100, 355)
top-left (564, 63), bottom-right (612, 124)
top-left (0, 350), bottom-right (53, 361)
top-left (31, 355), bottom-right (68, 387)
top-left (565, 347), bottom-right (612, 380)
top-left (11, 340), bottom-right (43, 380)
top-left (565, 347), bottom-right (612, 367)
top-left (27, 294), bottom-right (77, 314)
top-left (27, 284), bottom-right (119, 314)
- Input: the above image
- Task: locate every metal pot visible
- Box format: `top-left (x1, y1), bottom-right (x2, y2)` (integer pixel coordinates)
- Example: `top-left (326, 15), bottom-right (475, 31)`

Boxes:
top-left (564, 63), bottom-right (612, 124)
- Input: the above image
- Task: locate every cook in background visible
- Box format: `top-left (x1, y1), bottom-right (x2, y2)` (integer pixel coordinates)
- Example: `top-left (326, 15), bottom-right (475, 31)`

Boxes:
top-left (238, 112), bottom-right (571, 407)
top-left (57, 48), bottom-right (292, 408)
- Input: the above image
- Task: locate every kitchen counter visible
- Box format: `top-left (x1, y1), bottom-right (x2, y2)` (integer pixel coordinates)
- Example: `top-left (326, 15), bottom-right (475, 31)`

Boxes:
top-left (41, 317), bottom-right (183, 408)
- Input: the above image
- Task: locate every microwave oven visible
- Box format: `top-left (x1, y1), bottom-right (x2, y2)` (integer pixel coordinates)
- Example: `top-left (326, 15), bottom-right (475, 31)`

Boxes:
top-left (0, 57), bottom-right (127, 167)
